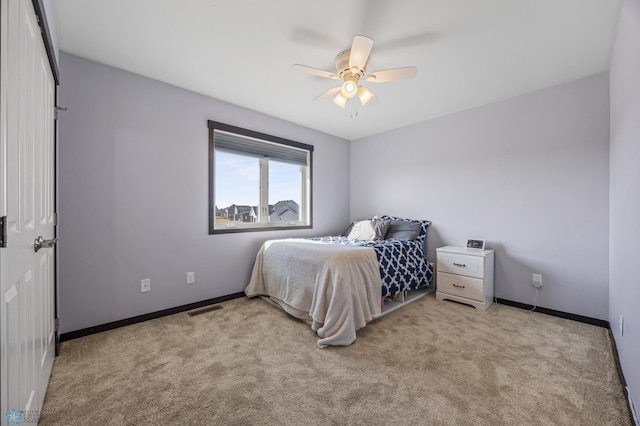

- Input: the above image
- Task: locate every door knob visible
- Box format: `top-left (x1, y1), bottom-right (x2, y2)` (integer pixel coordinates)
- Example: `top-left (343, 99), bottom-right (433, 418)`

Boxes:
top-left (34, 236), bottom-right (57, 252)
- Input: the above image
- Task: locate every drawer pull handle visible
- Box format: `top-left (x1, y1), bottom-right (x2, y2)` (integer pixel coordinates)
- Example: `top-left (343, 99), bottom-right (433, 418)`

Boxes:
top-left (452, 283), bottom-right (466, 289)
top-left (453, 262), bottom-right (466, 267)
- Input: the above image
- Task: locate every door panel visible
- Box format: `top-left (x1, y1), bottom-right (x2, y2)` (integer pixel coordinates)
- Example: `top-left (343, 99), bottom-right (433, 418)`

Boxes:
top-left (1, 0), bottom-right (57, 424)
top-left (3, 283), bottom-right (21, 417)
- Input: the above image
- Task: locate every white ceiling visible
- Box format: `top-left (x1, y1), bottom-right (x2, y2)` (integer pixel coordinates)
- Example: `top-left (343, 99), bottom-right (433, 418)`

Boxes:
top-left (51, 0), bottom-right (622, 141)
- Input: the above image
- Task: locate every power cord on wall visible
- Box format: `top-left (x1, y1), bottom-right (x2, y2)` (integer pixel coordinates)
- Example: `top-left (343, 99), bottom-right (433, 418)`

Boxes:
top-left (530, 287), bottom-right (539, 311)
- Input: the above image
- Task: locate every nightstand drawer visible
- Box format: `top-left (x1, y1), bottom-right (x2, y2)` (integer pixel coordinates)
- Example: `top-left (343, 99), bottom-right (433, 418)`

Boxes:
top-left (437, 272), bottom-right (484, 301)
top-left (437, 252), bottom-right (484, 279)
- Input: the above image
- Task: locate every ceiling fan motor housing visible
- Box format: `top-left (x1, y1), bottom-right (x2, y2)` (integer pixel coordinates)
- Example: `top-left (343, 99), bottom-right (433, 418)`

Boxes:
top-left (335, 49), bottom-right (365, 80)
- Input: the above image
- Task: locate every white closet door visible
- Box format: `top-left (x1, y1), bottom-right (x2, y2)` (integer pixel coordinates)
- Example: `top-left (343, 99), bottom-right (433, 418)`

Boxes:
top-left (1, 0), bottom-right (56, 424)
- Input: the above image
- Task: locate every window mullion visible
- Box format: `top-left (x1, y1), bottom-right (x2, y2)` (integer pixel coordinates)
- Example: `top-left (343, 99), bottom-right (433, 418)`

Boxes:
top-left (259, 157), bottom-right (269, 224)
top-left (299, 165), bottom-right (306, 224)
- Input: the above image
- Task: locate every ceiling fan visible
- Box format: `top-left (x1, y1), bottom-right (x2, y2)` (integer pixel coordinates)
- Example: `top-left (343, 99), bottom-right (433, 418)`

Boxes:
top-left (292, 35), bottom-right (417, 108)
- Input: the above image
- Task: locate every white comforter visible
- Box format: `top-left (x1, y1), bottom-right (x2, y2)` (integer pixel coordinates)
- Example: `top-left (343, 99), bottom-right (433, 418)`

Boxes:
top-left (245, 238), bottom-right (383, 347)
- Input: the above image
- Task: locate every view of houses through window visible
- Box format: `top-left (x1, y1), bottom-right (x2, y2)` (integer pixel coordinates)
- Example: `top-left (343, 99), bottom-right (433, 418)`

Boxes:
top-left (208, 121), bottom-right (312, 233)
top-left (213, 150), bottom-right (304, 228)
top-left (215, 200), bottom-right (300, 225)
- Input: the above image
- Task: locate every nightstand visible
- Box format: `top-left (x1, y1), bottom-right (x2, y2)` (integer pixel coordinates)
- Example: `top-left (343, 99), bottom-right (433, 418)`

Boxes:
top-left (436, 246), bottom-right (495, 311)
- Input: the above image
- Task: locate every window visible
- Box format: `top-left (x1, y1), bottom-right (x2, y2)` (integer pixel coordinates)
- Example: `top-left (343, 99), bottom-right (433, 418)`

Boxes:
top-left (208, 120), bottom-right (313, 233)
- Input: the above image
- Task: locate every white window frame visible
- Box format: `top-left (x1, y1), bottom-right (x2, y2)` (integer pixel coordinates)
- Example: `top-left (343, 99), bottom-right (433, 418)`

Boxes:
top-left (208, 120), bottom-right (313, 234)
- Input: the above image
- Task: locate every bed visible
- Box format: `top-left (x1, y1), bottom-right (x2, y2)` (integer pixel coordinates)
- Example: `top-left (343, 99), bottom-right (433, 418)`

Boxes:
top-left (244, 215), bottom-right (434, 347)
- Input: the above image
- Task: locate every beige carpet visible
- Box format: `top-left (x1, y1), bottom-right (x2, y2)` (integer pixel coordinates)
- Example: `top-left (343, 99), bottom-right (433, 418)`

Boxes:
top-left (39, 294), bottom-right (631, 425)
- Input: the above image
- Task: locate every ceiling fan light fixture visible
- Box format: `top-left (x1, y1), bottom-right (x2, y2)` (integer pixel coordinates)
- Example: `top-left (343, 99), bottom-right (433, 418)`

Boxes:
top-left (332, 92), bottom-right (347, 108)
top-left (357, 86), bottom-right (375, 106)
top-left (341, 79), bottom-right (358, 99)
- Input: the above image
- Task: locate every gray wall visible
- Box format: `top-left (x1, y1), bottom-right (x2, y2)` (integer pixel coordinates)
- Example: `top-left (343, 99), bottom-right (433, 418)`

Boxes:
top-left (610, 0), bottom-right (640, 416)
top-left (58, 53), bottom-right (350, 333)
top-left (350, 73), bottom-right (610, 320)
top-left (42, 0), bottom-right (58, 64)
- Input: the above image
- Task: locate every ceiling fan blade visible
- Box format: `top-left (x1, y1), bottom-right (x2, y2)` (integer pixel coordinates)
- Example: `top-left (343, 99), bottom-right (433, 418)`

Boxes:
top-left (365, 67), bottom-right (417, 83)
top-left (313, 86), bottom-right (341, 102)
top-left (292, 64), bottom-right (340, 80)
top-left (349, 36), bottom-right (374, 70)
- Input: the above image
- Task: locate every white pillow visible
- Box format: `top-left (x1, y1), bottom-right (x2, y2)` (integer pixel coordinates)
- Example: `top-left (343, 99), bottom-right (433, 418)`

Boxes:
top-left (347, 219), bottom-right (391, 241)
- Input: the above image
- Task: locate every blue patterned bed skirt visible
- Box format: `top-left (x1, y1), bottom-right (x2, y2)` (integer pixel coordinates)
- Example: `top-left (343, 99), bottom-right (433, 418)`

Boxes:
top-left (308, 236), bottom-right (434, 297)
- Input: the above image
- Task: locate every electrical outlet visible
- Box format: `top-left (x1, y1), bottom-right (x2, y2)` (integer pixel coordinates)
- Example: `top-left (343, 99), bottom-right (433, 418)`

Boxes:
top-left (140, 278), bottom-right (151, 293)
top-left (532, 274), bottom-right (542, 288)
top-left (186, 272), bottom-right (195, 284)
top-left (620, 314), bottom-right (624, 337)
